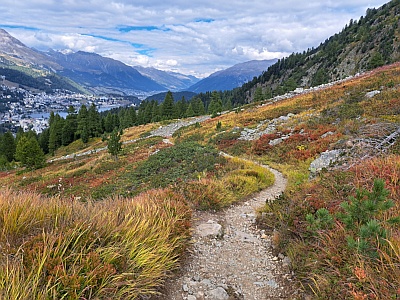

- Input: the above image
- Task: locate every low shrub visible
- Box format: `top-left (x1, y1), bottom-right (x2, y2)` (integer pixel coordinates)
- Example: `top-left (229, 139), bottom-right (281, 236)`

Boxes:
top-left (275, 156), bottom-right (400, 299)
top-left (127, 141), bottom-right (224, 193)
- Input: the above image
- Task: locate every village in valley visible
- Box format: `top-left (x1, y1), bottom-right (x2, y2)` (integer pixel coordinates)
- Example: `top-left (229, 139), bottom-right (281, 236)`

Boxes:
top-left (0, 76), bottom-right (132, 134)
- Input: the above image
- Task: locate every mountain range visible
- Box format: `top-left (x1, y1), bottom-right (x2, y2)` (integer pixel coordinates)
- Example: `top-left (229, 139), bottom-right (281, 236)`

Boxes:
top-left (1, 0), bottom-right (399, 102)
top-left (44, 50), bottom-right (166, 95)
top-left (187, 59), bottom-right (278, 93)
top-left (0, 28), bottom-right (275, 97)
top-left (133, 66), bottom-right (200, 92)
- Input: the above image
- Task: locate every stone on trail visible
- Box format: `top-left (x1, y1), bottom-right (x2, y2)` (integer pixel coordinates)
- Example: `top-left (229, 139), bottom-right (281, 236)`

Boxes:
top-left (196, 220), bottom-right (223, 238)
top-left (207, 287), bottom-right (229, 300)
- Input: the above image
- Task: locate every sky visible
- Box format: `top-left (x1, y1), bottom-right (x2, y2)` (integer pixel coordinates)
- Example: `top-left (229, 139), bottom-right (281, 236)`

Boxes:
top-left (0, 0), bottom-right (389, 78)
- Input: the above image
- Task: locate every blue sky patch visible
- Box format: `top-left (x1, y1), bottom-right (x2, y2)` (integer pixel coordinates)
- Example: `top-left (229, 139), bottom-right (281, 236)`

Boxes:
top-left (194, 18), bottom-right (215, 23)
top-left (118, 26), bottom-right (158, 32)
top-left (82, 33), bottom-right (154, 56)
top-left (118, 25), bottom-right (170, 32)
top-left (0, 24), bottom-right (39, 31)
top-left (82, 33), bottom-right (125, 43)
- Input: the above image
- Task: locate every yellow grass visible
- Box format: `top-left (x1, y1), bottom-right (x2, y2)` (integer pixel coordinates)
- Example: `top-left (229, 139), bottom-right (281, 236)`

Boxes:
top-left (0, 188), bottom-right (191, 299)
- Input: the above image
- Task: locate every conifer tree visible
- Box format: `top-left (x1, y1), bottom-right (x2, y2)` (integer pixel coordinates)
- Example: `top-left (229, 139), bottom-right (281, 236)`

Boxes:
top-left (38, 128), bottom-right (50, 154)
top-left (1, 131), bottom-right (16, 162)
top-left (62, 106), bottom-right (77, 146)
top-left (151, 101), bottom-right (161, 122)
top-left (192, 98), bottom-right (205, 116)
top-left (161, 91), bottom-right (174, 119)
top-left (104, 112), bottom-right (114, 133)
top-left (15, 135), bottom-right (45, 170)
top-left (254, 87), bottom-right (263, 102)
top-left (208, 91), bottom-right (223, 117)
top-left (128, 107), bottom-right (137, 126)
top-left (186, 103), bottom-right (195, 117)
top-left (107, 129), bottom-right (123, 160)
top-left (143, 101), bottom-right (153, 124)
top-left (112, 113), bottom-right (120, 129)
top-left (77, 105), bottom-right (89, 143)
top-left (175, 96), bottom-right (187, 118)
top-left (48, 114), bottom-right (64, 155)
top-left (87, 103), bottom-right (101, 137)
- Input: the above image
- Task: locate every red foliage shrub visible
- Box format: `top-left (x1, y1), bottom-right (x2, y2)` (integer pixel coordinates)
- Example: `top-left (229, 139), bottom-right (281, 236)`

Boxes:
top-left (252, 133), bottom-right (280, 155)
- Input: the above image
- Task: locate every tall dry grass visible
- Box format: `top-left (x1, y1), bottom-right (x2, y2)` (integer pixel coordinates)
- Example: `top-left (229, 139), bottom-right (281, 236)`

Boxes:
top-left (177, 155), bottom-right (275, 210)
top-left (0, 188), bottom-right (191, 299)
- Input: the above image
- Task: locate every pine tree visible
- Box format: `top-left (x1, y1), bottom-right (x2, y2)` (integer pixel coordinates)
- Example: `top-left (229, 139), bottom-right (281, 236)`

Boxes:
top-left (48, 114), bottom-right (64, 155)
top-left (1, 131), bottom-right (16, 162)
top-left (128, 107), bottom-right (137, 126)
top-left (48, 111), bottom-right (55, 127)
top-left (87, 103), bottom-right (101, 137)
top-left (186, 103), bottom-right (195, 117)
top-left (143, 101), bottom-right (153, 124)
top-left (208, 91), bottom-right (223, 117)
top-left (192, 98), bottom-right (205, 116)
top-left (81, 123), bottom-right (89, 144)
top-left (368, 51), bottom-right (385, 69)
top-left (174, 96), bottom-right (187, 118)
top-left (77, 105), bottom-right (89, 143)
top-left (107, 129), bottom-right (123, 160)
top-left (161, 91), bottom-right (174, 119)
top-left (15, 135), bottom-right (45, 170)
top-left (38, 128), bottom-right (50, 154)
top-left (112, 113), bottom-right (120, 129)
top-left (254, 86), bottom-right (263, 102)
top-left (62, 106), bottom-right (77, 146)
top-left (151, 101), bottom-right (161, 122)
top-left (104, 112), bottom-right (114, 133)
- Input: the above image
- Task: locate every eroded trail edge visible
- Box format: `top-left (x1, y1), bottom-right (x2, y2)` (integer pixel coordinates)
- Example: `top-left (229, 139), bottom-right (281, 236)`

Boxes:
top-left (157, 164), bottom-right (299, 300)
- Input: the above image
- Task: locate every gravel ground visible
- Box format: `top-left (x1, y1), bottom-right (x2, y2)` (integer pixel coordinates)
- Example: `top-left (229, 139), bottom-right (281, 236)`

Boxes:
top-left (154, 165), bottom-right (303, 300)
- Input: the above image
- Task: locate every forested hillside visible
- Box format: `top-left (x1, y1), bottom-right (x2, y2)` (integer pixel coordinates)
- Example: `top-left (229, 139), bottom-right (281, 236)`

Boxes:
top-left (205, 0), bottom-right (399, 104)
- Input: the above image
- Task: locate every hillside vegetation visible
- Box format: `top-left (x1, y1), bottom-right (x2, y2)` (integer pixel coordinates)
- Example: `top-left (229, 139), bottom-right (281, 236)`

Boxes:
top-left (1, 61), bottom-right (400, 298)
top-left (0, 119), bottom-right (275, 298)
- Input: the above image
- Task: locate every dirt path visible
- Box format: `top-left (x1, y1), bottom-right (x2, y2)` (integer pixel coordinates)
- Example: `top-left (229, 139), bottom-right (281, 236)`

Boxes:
top-left (155, 165), bottom-right (300, 300)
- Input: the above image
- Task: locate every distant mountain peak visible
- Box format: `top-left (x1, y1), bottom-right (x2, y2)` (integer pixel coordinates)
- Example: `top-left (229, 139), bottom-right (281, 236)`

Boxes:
top-left (0, 28), bottom-right (27, 50)
top-left (134, 65), bottom-right (200, 91)
top-left (45, 49), bottom-right (166, 94)
top-left (0, 28), bottom-right (61, 70)
top-left (187, 59), bottom-right (278, 93)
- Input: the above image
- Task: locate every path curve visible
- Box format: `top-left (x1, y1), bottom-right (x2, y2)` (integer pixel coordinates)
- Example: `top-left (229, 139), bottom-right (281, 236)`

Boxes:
top-left (155, 162), bottom-right (299, 299)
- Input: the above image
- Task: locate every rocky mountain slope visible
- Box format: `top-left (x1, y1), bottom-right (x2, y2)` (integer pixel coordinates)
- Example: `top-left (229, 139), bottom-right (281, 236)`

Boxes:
top-left (0, 29), bottom-right (61, 71)
top-left (237, 0), bottom-right (400, 102)
top-left (44, 50), bottom-right (166, 95)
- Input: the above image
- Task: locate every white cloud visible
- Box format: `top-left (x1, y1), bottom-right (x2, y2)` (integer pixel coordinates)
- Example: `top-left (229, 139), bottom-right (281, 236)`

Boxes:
top-left (0, 0), bottom-right (388, 77)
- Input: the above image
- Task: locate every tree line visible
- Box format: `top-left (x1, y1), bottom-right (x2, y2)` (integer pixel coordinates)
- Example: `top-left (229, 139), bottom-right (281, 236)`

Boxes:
top-left (0, 90), bottom-right (228, 170)
top-left (42, 90), bottom-right (225, 154)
